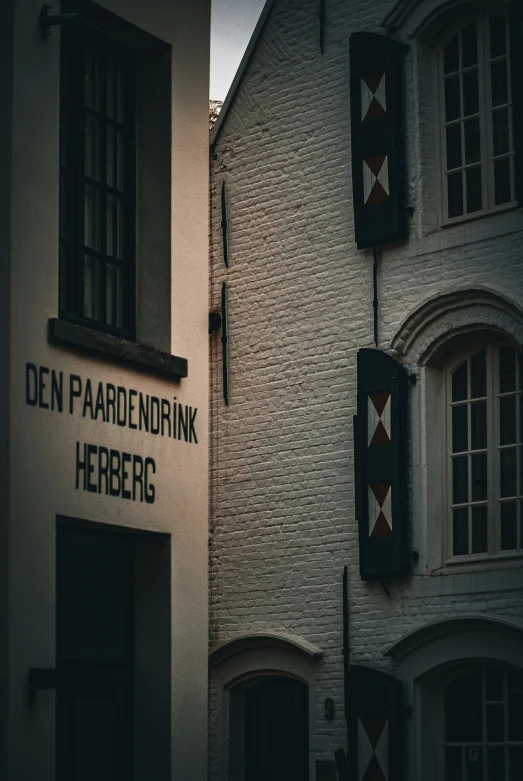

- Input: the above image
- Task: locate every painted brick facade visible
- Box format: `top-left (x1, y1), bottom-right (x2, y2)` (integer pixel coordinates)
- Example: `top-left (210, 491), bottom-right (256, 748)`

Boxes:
top-left (209, 0), bottom-right (523, 777)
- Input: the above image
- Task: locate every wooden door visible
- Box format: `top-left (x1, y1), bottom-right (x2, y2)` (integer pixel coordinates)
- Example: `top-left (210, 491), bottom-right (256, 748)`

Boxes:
top-left (56, 523), bottom-right (135, 781)
top-left (244, 675), bottom-right (309, 781)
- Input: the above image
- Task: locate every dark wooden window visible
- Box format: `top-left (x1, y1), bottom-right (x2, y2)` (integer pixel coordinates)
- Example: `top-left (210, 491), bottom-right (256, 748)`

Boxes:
top-left (60, 26), bottom-right (135, 338)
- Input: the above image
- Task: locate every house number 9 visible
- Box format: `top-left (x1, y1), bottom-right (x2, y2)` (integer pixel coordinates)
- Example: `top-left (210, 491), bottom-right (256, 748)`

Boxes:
top-left (323, 697), bottom-right (335, 720)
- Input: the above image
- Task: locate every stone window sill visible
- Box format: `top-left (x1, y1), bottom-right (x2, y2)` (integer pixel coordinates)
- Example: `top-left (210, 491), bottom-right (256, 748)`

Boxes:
top-left (48, 318), bottom-right (187, 380)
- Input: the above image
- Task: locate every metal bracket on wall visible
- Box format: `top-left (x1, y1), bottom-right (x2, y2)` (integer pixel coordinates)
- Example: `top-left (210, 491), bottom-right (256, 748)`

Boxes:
top-left (221, 181), bottom-right (229, 268)
top-left (209, 311), bottom-right (222, 335)
top-left (319, 0), bottom-right (326, 54)
top-left (221, 282), bottom-right (228, 405)
top-left (38, 4), bottom-right (79, 39)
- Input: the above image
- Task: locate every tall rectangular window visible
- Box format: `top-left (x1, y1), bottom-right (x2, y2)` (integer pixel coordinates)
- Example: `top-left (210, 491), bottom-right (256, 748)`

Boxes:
top-left (448, 343), bottom-right (522, 559)
top-left (439, 12), bottom-right (515, 222)
top-left (60, 27), bottom-right (135, 337)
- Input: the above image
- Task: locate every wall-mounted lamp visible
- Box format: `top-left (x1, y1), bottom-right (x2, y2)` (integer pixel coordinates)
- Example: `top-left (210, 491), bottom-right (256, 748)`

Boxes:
top-left (38, 4), bottom-right (79, 40)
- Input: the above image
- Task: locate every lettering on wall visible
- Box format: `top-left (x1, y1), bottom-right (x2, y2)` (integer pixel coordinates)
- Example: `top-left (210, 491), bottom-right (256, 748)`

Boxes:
top-left (25, 363), bottom-right (199, 504)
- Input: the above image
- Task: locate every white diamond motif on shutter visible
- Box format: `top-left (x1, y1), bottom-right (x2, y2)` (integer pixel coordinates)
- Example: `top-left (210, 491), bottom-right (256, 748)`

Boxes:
top-left (358, 717), bottom-right (388, 781)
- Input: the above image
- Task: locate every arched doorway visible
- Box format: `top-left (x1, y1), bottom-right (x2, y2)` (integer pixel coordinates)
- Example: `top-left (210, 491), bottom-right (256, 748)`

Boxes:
top-left (232, 675), bottom-right (309, 781)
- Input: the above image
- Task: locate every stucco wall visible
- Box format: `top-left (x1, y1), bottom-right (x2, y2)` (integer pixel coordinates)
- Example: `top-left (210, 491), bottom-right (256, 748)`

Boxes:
top-left (209, 0), bottom-right (523, 775)
top-left (6, 1), bottom-right (210, 779)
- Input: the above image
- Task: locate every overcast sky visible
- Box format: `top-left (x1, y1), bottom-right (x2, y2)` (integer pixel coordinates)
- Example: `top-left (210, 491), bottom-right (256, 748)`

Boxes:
top-left (210, 0), bottom-right (266, 101)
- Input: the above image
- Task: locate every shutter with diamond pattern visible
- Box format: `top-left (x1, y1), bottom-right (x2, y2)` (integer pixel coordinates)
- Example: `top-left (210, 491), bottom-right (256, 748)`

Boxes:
top-left (348, 666), bottom-right (404, 781)
top-left (350, 32), bottom-right (407, 249)
top-left (355, 348), bottom-right (409, 580)
top-left (510, 0), bottom-right (523, 207)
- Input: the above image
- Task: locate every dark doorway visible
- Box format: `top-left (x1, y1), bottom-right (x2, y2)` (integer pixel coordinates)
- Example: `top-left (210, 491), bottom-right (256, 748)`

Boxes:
top-left (56, 521), bottom-right (135, 781)
top-left (243, 675), bottom-right (309, 781)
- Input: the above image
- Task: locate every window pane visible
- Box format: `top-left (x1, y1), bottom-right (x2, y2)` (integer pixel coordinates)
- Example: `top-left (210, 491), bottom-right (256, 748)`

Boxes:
top-left (452, 361), bottom-right (468, 401)
top-left (494, 158), bottom-right (512, 206)
top-left (452, 405), bottom-right (468, 452)
top-left (490, 15), bottom-right (507, 58)
top-left (486, 704), bottom-right (505, 741)
top-left (464, 118), bottom-right (480, 164)
top-left (84, 52), bottom-right (101, 111)
top-left (508, 670), bottom-right (523, 740)
top-left (444, 34), bottom-right (459, 74)
top-left (453, 507), bottom-right (469, 555)
top-left (491, 60), bottom-right (508, 107)
top-left (453, 456), bottom-right (469, 503)
top-left (466, 166), bottom-right (482, 213)
top-left (446, 124), bottom-right (462, 170)
top-left (107, 127), bottom-right (124, 191)
top-left (463, 70), bottom-right (479, 116)
top-left (486, 747), bottom-right (505, 780)
top-left (84, 186), bottom-right (102, 251)
top-left (492, 109), bottom-right (510, 156)
top-left (471, 453), bottom-right (487, 501)
top-left (83, 255), bottom-right (100, 321)
top-left (106, 195), bottom-right (123, 259)
top-left (465, 747), bottom-right (483, 781)
top-left (445, 671), bottom-right (482, 740)
top-left (461, 24), bottom-right (478, 67)
top-left (106, 62), bottom-right (122, 120)
top-left (500, 502), bottom-right (517, 550)
top-left (445, 76), bottom-right (461, 122)
top-left (445, 747), bottom-right (463, 781)
top-left (106, 264), bottom-right (122, 328)
top-left (499, 347), bottom-right (516, 392)
top-left (85, 117), bottom-right (101, 181)
top-left (471, 401), bottom-right (487, 450)
top-left (448, 172), bottom-right (464, 217)
top-left (500, 448), bottom-right (517, 497)
top-left (500, 396), bottom-right (517, 445)
top-left (486, 668), bottom-right (504, 701)
top-left (471, 351), bottom-right (487, 398)
top-left (509, 747), bottom-right (523, 781)
top-left (471, 505), bottom-right (488, 553)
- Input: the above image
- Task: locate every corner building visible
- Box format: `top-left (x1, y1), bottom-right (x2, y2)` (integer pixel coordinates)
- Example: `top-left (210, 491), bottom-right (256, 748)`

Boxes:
top-left (209, 1), bottom-right (523, 779)
top-left (0, 1), bottom-right (210, 778)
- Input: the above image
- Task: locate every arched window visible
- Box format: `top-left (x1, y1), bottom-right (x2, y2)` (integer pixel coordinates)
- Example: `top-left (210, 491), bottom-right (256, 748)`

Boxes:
top-left (447, 340), bottom-right (522, 559)
top-left (438, 9), bottom-right (515, 222)
top-left (443, 664), bottom-right (523, 779)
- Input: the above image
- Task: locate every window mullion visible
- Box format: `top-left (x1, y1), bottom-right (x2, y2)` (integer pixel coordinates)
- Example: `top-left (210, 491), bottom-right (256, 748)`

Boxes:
top-left (488, 345), bottom-right (498, 554)
top-left (100, 53), bottom-right (108, 326)
top-left (479, 14), bottom-right (491, 212)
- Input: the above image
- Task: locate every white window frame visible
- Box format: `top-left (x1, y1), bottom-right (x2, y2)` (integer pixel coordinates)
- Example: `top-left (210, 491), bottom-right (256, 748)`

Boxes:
top-left (445, 340), bottom-right (523, 564)
top-left (437, 664), bottom-right (523, 781)
top-left (437, 9), bottom-right (516, 225)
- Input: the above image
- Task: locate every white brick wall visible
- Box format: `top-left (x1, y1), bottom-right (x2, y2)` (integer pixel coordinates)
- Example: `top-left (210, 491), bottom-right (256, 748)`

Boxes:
top-left (209, 0), bottom-right (523, 776)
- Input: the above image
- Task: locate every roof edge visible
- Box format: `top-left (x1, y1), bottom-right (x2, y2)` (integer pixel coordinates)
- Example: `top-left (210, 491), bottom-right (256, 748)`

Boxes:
top-left (210, 0), bottom-right (277, 148)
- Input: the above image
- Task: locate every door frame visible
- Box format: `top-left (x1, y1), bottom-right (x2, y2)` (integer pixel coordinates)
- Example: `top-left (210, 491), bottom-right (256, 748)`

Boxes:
top-left (210, 634), bottom-right (322, 781)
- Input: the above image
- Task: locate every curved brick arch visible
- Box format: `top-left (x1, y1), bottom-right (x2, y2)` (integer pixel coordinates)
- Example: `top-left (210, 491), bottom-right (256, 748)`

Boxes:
top-left (390, 286), bottom-right (523, 365)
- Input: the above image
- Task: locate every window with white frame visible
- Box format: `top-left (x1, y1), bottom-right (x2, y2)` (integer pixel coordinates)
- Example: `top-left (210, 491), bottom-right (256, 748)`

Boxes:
top-left (443, 665), bottom-right (523, 780)
top-left (439, 10), bottom-right (515, 222)
top-left (447, 341), bottom-right (522, 559)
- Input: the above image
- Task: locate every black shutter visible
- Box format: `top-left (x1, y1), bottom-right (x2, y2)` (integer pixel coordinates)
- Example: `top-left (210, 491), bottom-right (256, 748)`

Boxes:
top-left (348, 666), bottom-right (404, 781)
top-left (355, 349), bottom-right (409, 580)
top-left (510, 0), bottom-right (523, 207)
top-left (350, 33), bottom-right (407, 249)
